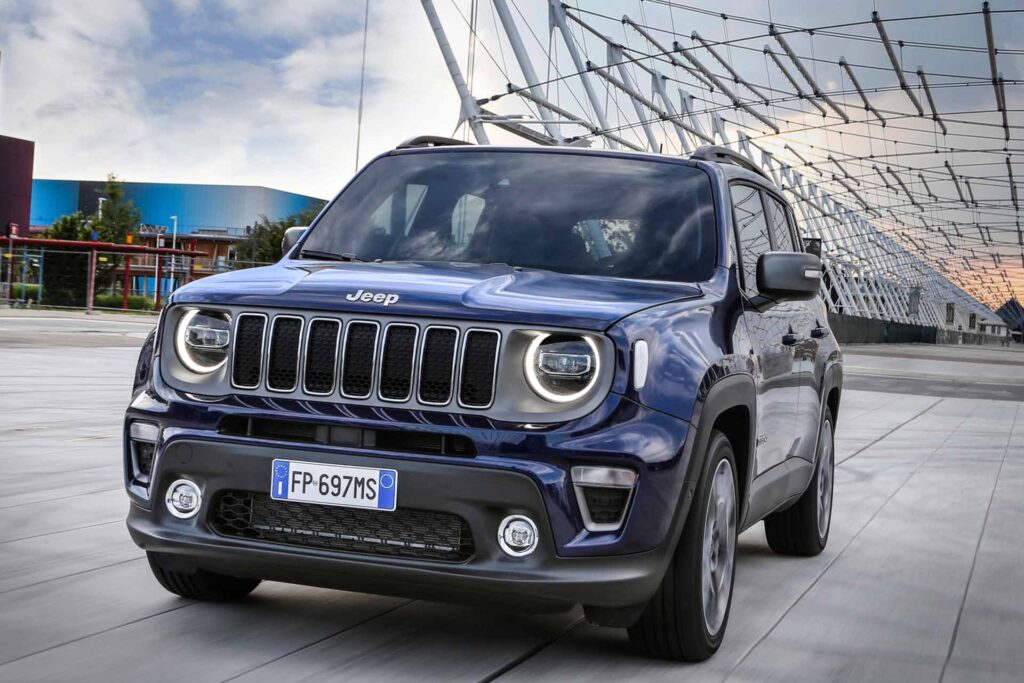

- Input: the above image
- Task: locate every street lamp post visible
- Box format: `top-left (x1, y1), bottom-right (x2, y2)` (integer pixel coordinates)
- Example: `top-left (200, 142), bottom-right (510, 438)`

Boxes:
top-left (169, 215), bottom-right (178, 289)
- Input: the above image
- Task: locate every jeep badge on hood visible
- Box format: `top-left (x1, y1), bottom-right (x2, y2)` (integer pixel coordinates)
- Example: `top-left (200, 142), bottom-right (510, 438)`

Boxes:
top-left (345, 289), bottom-right (400, 306)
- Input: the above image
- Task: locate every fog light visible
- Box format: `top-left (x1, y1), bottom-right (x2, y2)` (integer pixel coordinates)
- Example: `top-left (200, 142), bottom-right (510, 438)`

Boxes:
top-left (165, 479), bottom-right (202, 519)
top-left (498, 515), bottom-right (539, 557)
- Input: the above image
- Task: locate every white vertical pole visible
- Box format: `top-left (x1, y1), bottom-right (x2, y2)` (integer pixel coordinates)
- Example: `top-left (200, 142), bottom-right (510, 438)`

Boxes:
top-left (491, 0), bottom-right (563, 143)
top-left (652, 75), bottom-right (691, 153)
top-left (422, 0), bottom-right (490, 144)
top-left (608, 45), bottom-right (658, 151)
top-left (547, 0), bottom-right (615, 148)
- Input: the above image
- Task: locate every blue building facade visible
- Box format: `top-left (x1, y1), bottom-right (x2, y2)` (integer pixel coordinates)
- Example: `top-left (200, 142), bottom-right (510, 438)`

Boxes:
top-left (30, 180), bottom-right (324, 235)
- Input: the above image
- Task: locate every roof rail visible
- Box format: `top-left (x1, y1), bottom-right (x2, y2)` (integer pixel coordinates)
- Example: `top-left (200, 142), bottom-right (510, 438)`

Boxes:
top-left (691, 145), bottom-right (770, 181)
top-left (396, 135), bottom-right (473, 149)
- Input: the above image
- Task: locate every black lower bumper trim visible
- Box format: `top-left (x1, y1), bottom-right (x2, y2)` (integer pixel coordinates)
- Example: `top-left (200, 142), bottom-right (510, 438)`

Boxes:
top-left (212, 490), bottom-right (474, 562)
top-left (129, 509), bottom-right (669, 611)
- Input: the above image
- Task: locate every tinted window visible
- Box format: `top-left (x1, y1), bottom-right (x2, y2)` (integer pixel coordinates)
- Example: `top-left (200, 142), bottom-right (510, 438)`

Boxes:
top-left (764, 194), bottom-right (795, 251)
top-left (730, 184), bottom-right (771, 296)
top-left (302, 152), bottom-right (718, 283)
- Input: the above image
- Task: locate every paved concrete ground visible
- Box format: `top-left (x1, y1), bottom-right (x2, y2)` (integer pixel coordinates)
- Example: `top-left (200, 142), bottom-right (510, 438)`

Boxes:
top-left (1, 311), bottom-right (1022, 682)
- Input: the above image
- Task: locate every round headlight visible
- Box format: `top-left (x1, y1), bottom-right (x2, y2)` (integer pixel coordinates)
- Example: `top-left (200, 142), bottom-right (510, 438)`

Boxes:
top-left (175, 309), bottom-right (231, 374)
top-left (524, 333), bottom-right (600, 403)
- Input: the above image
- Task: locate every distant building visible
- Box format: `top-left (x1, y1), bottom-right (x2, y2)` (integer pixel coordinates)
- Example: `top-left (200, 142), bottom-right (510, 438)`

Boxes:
top-left (26, 179), bottom-right (324, 297)
top-left (997, 299), bottom-right (1024, 337)
top-left (0, 135), bottom-right (35, 236)
top-left (30, 179), bottom-right (324, 238)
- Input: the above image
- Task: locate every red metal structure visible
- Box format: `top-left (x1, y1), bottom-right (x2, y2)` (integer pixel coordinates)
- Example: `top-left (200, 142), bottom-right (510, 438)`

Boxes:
top-left (4, 236), bottom-right (206, 312)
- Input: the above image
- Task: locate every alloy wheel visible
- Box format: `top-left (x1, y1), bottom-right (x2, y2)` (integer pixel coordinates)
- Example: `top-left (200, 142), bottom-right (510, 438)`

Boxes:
top-left (816, 419), bottom-right (834, 539)
top-left (701, 458), bottom-right (737, 637)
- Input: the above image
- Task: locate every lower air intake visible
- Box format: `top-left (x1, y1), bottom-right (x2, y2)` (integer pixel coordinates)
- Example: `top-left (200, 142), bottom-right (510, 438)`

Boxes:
top-left (580, 486), bottom-right (632, 525)
top-left (211, 491), bottom-right (474, 562)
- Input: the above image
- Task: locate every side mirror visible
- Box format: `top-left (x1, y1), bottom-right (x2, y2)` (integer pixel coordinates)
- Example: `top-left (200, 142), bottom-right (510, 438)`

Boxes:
top-left (804, 237), bottom-right (822, 260)
top-left (281, 226), bottom-right (307, 257)
top-left (756, 251), bottom-right (822, 302)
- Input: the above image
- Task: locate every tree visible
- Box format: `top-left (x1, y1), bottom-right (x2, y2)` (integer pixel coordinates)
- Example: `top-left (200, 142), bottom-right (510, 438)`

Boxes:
top-left (91, 175), bottom-right (142, 291)
top-left (45, 212), bottom-right (89, 241)
top-left (40, 176), bottom-right (143, 305)
top-left (235, 201), bottom-right (326, 267)
top-left (41, 212), bottom-right (91, 306)
top-left (92, 174), bottom-right (142, 244)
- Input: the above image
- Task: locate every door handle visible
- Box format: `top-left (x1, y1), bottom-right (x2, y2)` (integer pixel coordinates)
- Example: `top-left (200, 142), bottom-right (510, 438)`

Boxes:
top-left (782, 333), bottom-right (804, 346)
top-left (810, 327), bottom-right (830, 339)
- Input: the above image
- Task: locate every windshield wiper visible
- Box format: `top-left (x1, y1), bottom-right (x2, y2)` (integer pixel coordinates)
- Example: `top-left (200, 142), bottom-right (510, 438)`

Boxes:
top-left (299, 249), bottom-right (365, 262)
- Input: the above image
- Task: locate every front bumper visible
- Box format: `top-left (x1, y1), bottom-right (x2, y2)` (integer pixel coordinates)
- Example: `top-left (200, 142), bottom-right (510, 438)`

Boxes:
top-left (125, 377), bottom-right (697, 610)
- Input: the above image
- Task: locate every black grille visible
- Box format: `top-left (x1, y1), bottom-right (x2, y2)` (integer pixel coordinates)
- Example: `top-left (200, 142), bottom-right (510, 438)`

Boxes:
top-left (232, 315), bottom-right (266, 388)
top-left (267, 317), bottom-right (302, 391)
top-left (379, 325), bottom-right (417, 400)
top-left (304, 319), bottom-right (340, 394)
top-left (211, 491), bottom-right (474, 562)
top-left (341, 322), bottom-right (378, 397)
top-left (581, 486), bottom-right (631, 524)
top-left (459, 331), bottom-right (499, 408)
top-left (418, 327), bottom-right (458, 404)
top-left (230, 313), bottom-right (501, 409)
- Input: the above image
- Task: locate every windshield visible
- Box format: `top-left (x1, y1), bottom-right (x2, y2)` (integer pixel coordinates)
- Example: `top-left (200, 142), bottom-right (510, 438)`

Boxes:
top-left (301, 151), bottom-right (718, 283)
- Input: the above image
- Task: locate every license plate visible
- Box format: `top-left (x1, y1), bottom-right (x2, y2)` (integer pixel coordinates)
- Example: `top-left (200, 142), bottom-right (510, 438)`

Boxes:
top-left (270, 459), bottom-right (397, 511)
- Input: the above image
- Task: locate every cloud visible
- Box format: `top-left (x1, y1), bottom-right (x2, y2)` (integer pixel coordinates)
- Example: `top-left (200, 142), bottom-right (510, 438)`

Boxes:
top-left (0, 0), bottom-right (489, 198)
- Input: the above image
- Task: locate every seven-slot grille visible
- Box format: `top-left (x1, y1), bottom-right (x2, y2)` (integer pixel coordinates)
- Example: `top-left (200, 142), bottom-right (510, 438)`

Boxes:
top-left (230, 314), bottom-right (499, 409)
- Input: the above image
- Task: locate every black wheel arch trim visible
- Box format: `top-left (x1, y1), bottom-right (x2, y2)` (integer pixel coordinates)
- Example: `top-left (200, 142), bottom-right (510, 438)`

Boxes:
top-left (682, 370), bottom-right (758, 536)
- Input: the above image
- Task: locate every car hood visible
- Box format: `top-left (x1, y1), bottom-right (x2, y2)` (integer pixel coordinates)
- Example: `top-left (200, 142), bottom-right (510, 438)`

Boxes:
top-left (171, 261), bottom-right (703, 331)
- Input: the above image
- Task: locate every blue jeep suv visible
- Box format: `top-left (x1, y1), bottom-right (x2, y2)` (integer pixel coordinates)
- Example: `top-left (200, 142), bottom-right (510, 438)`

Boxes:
top-left (124, 139), bottom-right (841, 661)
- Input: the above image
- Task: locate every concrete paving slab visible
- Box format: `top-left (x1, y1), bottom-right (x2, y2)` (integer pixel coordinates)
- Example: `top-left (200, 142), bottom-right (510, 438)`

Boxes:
top-left (0, 584), bottom-right (404, 682)
top-left (1, 312), bottom-right (1023, 682)
top-left (0, 521), bottom-right (141, 593)
top-left (0, 559), bottom-right (183, 664)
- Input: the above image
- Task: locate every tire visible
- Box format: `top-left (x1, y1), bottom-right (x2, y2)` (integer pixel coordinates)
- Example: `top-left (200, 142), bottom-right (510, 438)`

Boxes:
top-left (627, 431), bottom-right (738, 662)
top-left (147, 552), bottom-right (261, 601)
top-left (764, 407), bottom-right (835, 556)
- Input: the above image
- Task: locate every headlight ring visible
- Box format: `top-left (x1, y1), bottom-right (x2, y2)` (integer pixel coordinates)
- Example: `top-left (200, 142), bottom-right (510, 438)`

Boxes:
top-left (524, 333), bottom-right (600, 404)
top-left (174, 309), bottom-right (231, 374)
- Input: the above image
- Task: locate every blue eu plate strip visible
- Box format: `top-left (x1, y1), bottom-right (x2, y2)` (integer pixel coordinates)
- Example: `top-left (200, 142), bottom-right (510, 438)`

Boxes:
top-left (272, 460), bottom-right (291, 500)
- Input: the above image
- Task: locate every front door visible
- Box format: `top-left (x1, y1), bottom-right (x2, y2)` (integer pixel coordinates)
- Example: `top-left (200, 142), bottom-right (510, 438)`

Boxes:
top-left (730, 183), bottom-right (801, 475)
top-left (763, 193), bottom-right (822, 462)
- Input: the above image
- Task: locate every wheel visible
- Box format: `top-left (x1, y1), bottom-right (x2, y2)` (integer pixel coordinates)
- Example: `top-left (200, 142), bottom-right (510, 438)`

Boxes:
top-left (147, 552), bottom-right (261, 601)
top-left (627, 431), bottom-right (738, 661)
top-left (764, 407), bottom-right (835, 556)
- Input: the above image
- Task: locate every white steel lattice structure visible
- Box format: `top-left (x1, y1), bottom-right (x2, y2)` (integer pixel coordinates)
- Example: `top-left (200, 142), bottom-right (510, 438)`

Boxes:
top-left (421, 0), bottom-right (1024, 334)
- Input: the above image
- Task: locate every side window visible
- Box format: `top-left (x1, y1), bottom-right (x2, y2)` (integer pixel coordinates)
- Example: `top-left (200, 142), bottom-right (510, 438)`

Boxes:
top-left (730, 184), bottom-right (771, 297)
top-left (764, 195), bottom-right (796, 251)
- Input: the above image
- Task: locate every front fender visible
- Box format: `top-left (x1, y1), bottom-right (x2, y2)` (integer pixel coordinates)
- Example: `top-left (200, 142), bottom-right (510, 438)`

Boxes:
top-left (606, 275), bottom-right (747, 423)
top-left (132, 328), bottom-right (157, 400)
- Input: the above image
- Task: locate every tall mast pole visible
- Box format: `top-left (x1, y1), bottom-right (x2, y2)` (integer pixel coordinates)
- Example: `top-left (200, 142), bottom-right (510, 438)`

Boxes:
top-left (421, 0), bottom-right (490, 144)
top-left (547, 1), bottom-right (615, 148)
top-left (491, 0), bottom-right (563, 143)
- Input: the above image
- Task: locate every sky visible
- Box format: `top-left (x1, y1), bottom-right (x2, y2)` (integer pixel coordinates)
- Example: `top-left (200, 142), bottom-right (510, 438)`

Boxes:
top-left (0, 0), bottom-right (476, 199)
top-left (0, 0), bottom-right (1021, 307)
top-left (0, 1), bottom-right (1017, 195)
